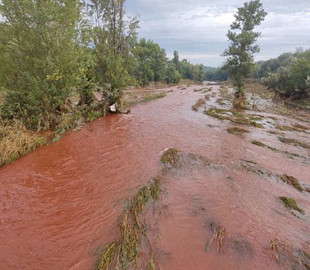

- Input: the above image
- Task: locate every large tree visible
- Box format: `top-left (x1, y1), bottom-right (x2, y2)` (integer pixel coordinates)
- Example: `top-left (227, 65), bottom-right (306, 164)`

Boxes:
top-left (223, 0), bottom-right (267, 108)
top-left (133, 38), bottom-right (167, 86)
top-left (0, 0), bottom-right (88, 130)
top-left (90, 0), bottom-right (139, 105)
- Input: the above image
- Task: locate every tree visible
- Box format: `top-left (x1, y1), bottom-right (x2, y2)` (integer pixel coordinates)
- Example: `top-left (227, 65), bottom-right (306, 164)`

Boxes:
top-left (172, 51), bottom-right (180, 71)
top-left (192, 64), bottom-right (205, 82)
top-left (133, 38), bottom-right (167, 86)
top-left (165, 63), bottom-right (181, 84)
top-left (90, 0), bottom-right (139, 106)
top-left (0, 0), bottom-right (88, 130)
top-left (223, 0), bottom-right (267, 108)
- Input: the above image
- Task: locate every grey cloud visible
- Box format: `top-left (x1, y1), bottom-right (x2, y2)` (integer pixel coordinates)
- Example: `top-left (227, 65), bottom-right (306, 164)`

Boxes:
top-left (126, 0), bottom-right (310, 66)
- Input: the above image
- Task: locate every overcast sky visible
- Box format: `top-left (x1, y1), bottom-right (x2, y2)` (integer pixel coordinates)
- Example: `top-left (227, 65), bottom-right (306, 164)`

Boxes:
top-left (125, 0), bottom-right (310, 67)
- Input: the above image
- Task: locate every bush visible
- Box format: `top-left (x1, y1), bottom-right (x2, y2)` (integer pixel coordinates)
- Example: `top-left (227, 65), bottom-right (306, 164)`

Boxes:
top-left (165, 64), bottom-right (181, 84)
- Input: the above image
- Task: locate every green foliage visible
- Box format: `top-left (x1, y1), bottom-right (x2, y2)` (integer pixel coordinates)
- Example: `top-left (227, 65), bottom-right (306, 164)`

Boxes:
top-left (171, 53), bottom-right (206, 82)
top-left (205, 67), bottom-right (229, 81)
top-left (165, 63), bottom-right (181, 84)
top-left (260, 50), bottom-right (310, 97)
top-left (133, 38), bottom-right (167, 86)
top-left (223, 0), bottom-right (267, 96)
top-left (90, 0), bottom-right (139, 105)
top-left (0, 0), bottom-right (90, 130)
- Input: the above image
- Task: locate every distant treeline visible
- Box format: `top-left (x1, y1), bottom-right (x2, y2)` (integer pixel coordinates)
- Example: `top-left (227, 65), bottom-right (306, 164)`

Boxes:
top-left (0, 0), bottom-right (207, 131)
top-left (254, 49), bottom-right (310, 98)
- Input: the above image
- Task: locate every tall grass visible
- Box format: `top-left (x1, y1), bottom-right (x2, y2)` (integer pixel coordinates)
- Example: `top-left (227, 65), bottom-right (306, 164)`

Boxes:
top-left (0, 120), bottom-right (47, 167)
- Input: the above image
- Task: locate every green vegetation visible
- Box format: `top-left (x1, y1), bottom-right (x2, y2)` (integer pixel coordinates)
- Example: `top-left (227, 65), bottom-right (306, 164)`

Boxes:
top-left (165, 63), bottom-right (181, 84)
top-left (171, 51), bottom-right (206, 83)
top-left (96, 178), bottom-right (162, 270)
top-left (256, 50), bottom-right (310, 99)
top-left (252, 140), bottom-right (266, 147)
top-left (133, 38), bottom-right (167, 86)
top-left (160, 148), bottom-right (179, 165)
top-left (1, 0), bottom-right (215, 167)
top-left (278, 137), bottom-right (310, 149)
top-left (0, 120), bottom-right (48, 167)
top-left (0, 0), bottom-right (90, 130)
top-left (227, 127), bottom-right (250, 135)
top-left (205, 67), bottom-right (229, 82)
top-left (280, 175), bottom-right (304, 192)
top-left (124, 92), bottom-right (167, 107)
top-left (192, 99), bottom-right (206, 112)
top-left (276, 125), bottom-right (307, 133)
top-left (223, 0), bottom-right (267, 108)
top-left (279, 197), bottom-right (304, 214)
top-left (204, 108), bottom-right (263, 128)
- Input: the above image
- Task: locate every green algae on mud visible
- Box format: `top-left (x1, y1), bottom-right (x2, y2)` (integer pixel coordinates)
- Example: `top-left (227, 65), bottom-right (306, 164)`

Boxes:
top-left (279, 197), bottom-right (304, 214)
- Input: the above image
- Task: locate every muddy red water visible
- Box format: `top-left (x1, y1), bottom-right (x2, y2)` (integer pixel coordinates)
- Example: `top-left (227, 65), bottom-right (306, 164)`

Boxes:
top-left (0, 85), bottom-right (309, 269)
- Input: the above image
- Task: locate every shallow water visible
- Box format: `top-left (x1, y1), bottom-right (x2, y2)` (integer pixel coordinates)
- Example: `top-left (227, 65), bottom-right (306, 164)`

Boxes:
top-left (0, 85), bottom-right (309, 269)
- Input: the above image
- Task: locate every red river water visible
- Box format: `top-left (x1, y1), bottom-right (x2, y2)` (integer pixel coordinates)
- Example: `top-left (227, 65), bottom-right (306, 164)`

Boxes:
top-left (0, 85), bottom-right (309, 269)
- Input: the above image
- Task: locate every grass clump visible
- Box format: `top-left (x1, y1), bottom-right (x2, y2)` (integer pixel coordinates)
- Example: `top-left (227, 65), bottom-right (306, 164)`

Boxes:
top-left (278, 137), bottom-right (310, 149)
top-left (227, 127), bottom-right (249, 135)
top-left (202, 87), bottom-right (212, 93)
top-left (0, 120), bottom-right (48, 167)
top-left (193, 89), bottom-right (203, 92)
top-left (204, 108), bottom-right (263, 128)
top-left (205, 94), bottom-right (211, 101)
top-left (204, 108), bottom-right (228, 120)
top-left (140, 92), bottom-right (166, 103)
top-left (206, 222), bottom-right (229, 254)
top-left (124, 92), bottom-right (166, 108)
top-left (251, 140), bottom-right (278, 151)
top-left (192, 98), bottom-right (206, 112)
top-left (279, 197), bottom-right (304, 214)
top-left (251, 140), bottom-right (306, 159)
top-left (96, 178), bottom-right (162, 270)
top-left (216, 98), bottom-right (226, 105)
top-left (280, 175), bottom-right (304, 192)
top-left (293, 124), bottom-right (309, 130)
top-left (161, 148), bottom-right (179, 165)
top-left (251, 140), bottom-right (266, 147)
top-left (276, 125), bottom-right (307, 133)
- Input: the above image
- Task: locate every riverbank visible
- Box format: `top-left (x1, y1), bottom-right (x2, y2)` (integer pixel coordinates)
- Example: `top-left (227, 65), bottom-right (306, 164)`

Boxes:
top-left (0, 83), bottom-right (182, 169)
